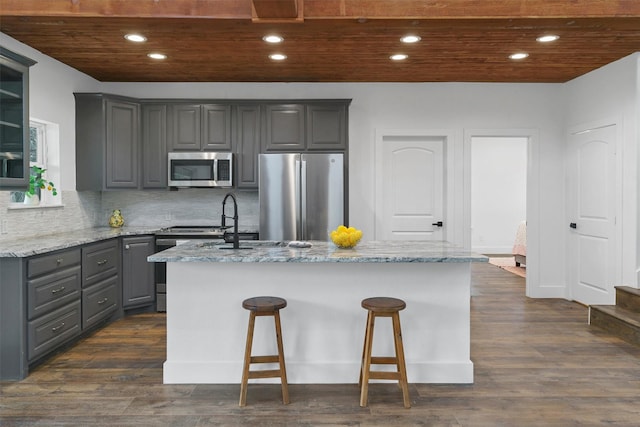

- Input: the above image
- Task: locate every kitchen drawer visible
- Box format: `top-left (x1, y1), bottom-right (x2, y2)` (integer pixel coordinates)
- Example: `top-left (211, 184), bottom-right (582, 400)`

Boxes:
top-left (27, 265), bottom-right (81, 320)
top-left (28, 300), bottom-right (81, 361)
top-left (82, 276), bottom-right (118, 330)
top-left (28, 248), bottom-right (81, 279)
top-left (82, 239), bottom-right (119, 287)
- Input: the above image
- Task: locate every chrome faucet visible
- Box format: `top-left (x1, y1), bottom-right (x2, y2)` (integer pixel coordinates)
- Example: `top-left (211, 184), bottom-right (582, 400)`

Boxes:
top-left (222, 192), bottom-right (239, 249)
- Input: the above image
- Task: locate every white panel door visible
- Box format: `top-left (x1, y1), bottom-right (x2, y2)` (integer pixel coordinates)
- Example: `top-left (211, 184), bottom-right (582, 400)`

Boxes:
top-left (568, 125), bottom-right (616, 305)
top-left (377, 137), bottom-right (444, 240)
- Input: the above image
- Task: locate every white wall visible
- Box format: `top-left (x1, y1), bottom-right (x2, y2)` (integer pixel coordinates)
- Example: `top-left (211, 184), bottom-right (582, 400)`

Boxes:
top-left (0, 33), bottom-right (103, 241)
top-left (471, 137), bottom-right (527, 254)
top-left (2, 32), bottom-right (570, 298)
top-left (565, 53), bottom-right (640, 288)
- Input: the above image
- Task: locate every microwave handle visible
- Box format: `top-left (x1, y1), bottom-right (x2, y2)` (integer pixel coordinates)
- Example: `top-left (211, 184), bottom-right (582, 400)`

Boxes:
top-left (212, 159), bottom-right (218, 182)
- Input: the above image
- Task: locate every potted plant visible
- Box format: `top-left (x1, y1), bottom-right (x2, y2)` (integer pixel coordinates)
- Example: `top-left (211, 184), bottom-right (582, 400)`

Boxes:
top-left (24, 166), bottom-right (57, 205)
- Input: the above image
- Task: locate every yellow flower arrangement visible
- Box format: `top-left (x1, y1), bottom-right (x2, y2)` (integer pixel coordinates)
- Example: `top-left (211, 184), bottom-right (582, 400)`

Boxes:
top-left (330, 225), bottom-right (363, 249)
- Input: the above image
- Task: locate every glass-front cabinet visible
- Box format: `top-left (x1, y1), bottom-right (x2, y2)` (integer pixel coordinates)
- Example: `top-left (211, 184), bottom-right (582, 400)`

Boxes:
top-left (0, 47), bottom-right (36, 190)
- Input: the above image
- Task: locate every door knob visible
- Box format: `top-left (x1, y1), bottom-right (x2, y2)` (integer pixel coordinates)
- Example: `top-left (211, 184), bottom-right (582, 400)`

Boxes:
top-left (569, 222), bottom-right (577, 229)
top-left (432, 221), bottom-right (443, 227)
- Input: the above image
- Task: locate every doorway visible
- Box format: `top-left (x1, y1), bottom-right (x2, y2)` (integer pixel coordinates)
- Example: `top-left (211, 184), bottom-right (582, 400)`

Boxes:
top-left (470, 136), bottom-right (528, 257)
top-left (464, 130), bottom-right (537, 296)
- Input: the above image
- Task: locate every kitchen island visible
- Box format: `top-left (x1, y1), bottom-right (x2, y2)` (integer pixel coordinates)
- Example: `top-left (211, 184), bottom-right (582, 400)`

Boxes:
top-left (148, 240), bottom-right (487, 384)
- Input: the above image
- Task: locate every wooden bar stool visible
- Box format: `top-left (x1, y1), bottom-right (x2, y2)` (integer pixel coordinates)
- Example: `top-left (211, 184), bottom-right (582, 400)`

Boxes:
top-left (239, 296), bottom-right (290, 407)
top-left (359, 297), bottom-right (411, 408)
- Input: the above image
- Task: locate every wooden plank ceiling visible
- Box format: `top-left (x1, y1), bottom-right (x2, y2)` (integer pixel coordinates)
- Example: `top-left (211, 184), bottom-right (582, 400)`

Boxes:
top-left (1, 0), bottom-right (639, 83)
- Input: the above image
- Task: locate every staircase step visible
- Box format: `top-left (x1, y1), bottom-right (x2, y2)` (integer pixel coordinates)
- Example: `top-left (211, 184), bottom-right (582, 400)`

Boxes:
top-left (590, 305), bottom-right (640, 346)
top-left (615, 286), bottom-right (640, 312)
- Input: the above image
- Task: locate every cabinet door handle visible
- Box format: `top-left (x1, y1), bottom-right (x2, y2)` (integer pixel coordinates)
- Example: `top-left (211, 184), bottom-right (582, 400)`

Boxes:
top-left (97, 298), bottom-right (108, 305)
top-left (51, 286), bottom-right (65, 294)
top-left (125, 244), bottom-right (130, 250)
top-left (97, 259), bottom-right (108, 266)
top-left (56, 258), bottom-right (64, 264)
top-left (51, 322), bottom-right (65, 332)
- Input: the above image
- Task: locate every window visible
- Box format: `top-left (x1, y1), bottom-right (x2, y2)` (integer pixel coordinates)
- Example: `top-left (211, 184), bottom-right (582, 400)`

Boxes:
top-left (9, 119), bottom-right (61, 207)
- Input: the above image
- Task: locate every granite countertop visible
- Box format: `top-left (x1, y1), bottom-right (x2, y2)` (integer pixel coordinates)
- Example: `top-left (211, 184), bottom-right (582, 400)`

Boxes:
top-left (0, 227), bottom-right (162, 257)
top-left (148, 240), bottom-right (488, 263)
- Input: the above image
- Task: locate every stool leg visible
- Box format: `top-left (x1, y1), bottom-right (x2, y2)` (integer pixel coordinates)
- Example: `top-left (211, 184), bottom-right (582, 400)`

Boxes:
top-left (274, 311), bottom-right (290, 404)
top-left (359, 310), bottom-right (372, 387)
top-left (239, 311), bottom-right (256, 407)
top-left (392, 312), bottom-right (411, 408)
top-left (360, 311), bottom-right (375, 407)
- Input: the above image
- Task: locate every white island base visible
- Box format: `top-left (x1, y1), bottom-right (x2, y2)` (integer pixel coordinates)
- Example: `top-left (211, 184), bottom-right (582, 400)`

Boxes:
top-left (164, 261), bottom-right (473, 384)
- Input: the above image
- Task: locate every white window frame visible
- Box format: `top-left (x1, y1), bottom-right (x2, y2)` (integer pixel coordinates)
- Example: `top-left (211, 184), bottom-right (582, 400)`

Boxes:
top-left (9, 118), bottom-right (61, 208)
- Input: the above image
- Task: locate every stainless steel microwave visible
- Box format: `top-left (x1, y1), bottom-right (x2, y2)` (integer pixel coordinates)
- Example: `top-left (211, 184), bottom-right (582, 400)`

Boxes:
top-left (168, 152), bottom-right (233, 188)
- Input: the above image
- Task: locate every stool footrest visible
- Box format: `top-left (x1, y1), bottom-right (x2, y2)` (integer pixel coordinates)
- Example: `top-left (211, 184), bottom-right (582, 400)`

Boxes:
top-left (370, 356), bottom-right (398, 364)
top-left (369, 371), bottom-right (402, 381)
top-left (250, 355), bottom-right (280, 363)
top-left (248, 369), bottom-right (283, 379)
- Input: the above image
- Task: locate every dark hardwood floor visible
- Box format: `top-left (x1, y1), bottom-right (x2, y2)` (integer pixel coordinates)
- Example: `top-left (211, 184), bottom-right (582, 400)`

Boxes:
top-left (2, 263), bottom-right (640, 426)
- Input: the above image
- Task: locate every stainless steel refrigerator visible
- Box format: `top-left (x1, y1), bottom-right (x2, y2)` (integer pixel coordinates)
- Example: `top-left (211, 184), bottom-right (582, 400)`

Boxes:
top-left (259, 153), bottom-right (344, 241)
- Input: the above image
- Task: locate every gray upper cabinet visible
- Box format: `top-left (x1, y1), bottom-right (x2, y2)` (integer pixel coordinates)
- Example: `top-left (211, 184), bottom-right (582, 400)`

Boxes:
top-left (263, 104), bottom-right (305, 151)
top-left (234, 104), bottom-right (261, 188)
top-left (0, 47), bottom-right (36, 191)
top-left (75, 93), bottom-right (140, 190)
top-left (170, 103), bottom-right (231, 151)
top-left (306, 103), bottom-right (348, 150)
top-left (141, 104), bottom-right (168, 188)
top-left (203, 104), bottom-right (232, 150)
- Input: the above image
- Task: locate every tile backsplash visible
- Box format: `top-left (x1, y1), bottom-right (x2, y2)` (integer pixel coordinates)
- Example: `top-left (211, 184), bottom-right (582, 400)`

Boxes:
top-left (100, 189), bottom-right (259, 229)
top-left (0, 189), bottom-right (259, 242)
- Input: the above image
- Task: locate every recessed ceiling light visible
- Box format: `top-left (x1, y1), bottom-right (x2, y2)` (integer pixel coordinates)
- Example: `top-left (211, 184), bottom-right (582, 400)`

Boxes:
top-left (400, 35), bottom-right (421, 43)
top-left (269, 53), bottom-right (287, 61)
top-left (536, 35), bottom-right (560, 43)
top-left (390, 54), bottom-right (408, 61)
top-left (509, 52), bottom-right (529, 60)
top-left (124, 34), bottom-right (147, 43)
top-left (263, 35), bottom-right (284, 43)
top-left (147, 53), bottom-right (167, 60)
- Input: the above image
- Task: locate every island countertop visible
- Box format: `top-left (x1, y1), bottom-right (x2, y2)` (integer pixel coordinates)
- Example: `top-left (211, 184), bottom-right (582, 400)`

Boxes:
top-left (148, 240), bottom-right (488, 263)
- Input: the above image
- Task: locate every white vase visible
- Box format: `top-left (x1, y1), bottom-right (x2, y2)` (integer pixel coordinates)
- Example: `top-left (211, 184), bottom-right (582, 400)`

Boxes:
top-left (23, 194), bottom-right (40, 205)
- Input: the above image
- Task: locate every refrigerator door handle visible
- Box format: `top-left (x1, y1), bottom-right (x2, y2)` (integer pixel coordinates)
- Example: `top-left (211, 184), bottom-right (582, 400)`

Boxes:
top-left (295, 158), bottom-right (303, 240)
top-left (300, 158), bottom-right (308, 240)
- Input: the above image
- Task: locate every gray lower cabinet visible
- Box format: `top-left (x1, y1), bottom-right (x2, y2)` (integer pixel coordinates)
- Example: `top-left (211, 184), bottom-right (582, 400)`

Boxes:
top-left (25, 248), bottom-right (82, 362)
top-left (0, 235), bottom-right (157, 380)
top-left (142, 104), bottom-right (168, 188)
top-left (75, 93), bottom-right (140, 190)
top-left (81, 239), bottom-right (120, 329)
top-left (28, 301), bottom-right (81, 361)
top-left (122, 235), bottom-right (155, 308)
top-left (82, 275), bottom-right (119, 329)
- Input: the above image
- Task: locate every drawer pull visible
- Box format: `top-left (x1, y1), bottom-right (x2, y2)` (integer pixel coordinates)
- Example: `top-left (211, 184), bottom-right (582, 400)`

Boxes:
top-left (56, 258), bottom-right (64, 264)
top-left (51, 322), bottom-right (65, 332)
top-left (97, 298), bottom-right (109, 305)
top-left (51, 286), bottom-right (66, 294)
top-left (96, 259), bottom-right (108, 266)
